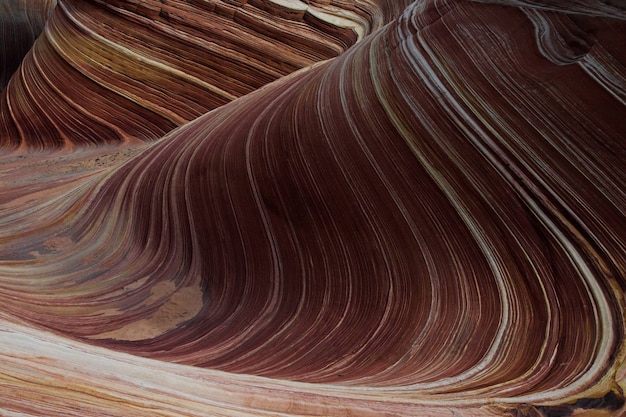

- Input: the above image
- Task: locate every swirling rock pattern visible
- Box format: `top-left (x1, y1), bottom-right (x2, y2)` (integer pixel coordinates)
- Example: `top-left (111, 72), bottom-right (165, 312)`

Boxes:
top-left (1, 0), bottom-right (626, 416)
top-left (0, 0), bottom-right (409, 148)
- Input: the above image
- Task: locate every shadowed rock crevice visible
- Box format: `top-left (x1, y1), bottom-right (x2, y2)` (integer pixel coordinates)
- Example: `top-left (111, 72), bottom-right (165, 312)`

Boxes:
top-left (0, 0), bottom-right (57, 89)
top-left (512, 387), bottom-right (625, 416)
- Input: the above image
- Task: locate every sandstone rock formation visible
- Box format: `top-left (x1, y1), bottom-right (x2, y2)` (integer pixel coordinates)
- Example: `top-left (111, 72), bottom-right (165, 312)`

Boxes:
top-left (1, 0), bottom-right (625, 416)
top-left (0, 0), bottom-right (409, 148)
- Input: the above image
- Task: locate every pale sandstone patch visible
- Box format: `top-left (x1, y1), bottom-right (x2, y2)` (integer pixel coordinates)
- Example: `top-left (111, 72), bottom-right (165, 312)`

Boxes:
top-left (43, 236), bottom-right (74, 252)
top-left (92, 282), bottom-right (203, 341)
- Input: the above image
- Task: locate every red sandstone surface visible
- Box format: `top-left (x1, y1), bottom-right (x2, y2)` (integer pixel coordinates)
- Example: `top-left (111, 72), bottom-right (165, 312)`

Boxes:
top-left (1, 0), bottom-right (625, 416)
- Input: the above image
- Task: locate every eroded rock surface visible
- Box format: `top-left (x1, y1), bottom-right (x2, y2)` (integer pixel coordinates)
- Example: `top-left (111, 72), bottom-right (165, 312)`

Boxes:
top-left (1, 0), bottom-right (625, 416)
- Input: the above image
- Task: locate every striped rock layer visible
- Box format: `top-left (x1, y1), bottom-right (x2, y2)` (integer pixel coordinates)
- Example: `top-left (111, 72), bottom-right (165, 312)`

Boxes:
top-left (0, 0), bottom-right (410, 148)
top-left (1, 0), bottom-right (626, 416)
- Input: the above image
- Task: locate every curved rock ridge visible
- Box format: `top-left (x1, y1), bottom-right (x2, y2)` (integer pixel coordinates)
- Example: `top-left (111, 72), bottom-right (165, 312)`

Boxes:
top-left (476, 0), bottom-right (626, 15)
top-left (1, 0), bottom-right (626, 416)
top-left (0, 0), bottom-right (57, 89)
top-left (0, 0), bottom-right (410, 149)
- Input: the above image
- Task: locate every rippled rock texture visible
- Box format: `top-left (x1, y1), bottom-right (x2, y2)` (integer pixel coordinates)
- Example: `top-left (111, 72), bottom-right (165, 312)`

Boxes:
top-left (0, 0), bottom-right (408, 147)
top-left (1, 0), bottom-right (626, 416)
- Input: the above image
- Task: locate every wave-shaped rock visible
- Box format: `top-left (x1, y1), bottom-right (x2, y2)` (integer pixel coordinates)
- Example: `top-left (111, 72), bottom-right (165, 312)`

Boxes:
top-left (0, 0), bottom-right (409, 148)
top-left (1, 0), bottom-right (626, 415)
